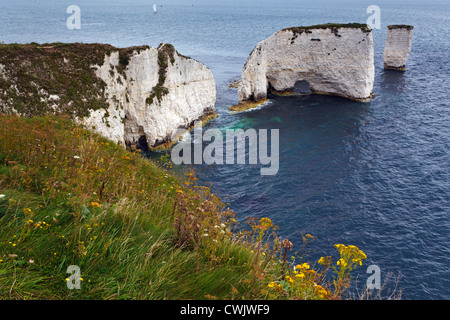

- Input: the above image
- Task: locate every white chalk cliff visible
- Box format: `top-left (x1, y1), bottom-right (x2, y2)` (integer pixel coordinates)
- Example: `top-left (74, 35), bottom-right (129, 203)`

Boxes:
top-left (237, 24), bottom-right (375, 104)
top-left (0, 43), bottom-right (216, 150)
top-left (383, 25), bottom-right (414, 71)
top-left (86, 44), bottom-right (216, 149)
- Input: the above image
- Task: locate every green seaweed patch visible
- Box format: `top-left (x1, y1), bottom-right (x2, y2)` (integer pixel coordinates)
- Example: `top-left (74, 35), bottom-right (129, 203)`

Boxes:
top-left (384, 64), bottom-right (406, 71)
top-left (149, 111), bottom-right (219, 151)
top-left (311, 89), bottom-right (375, 102)
top-left (229, 99), bottom-right (269, 113)
top-left (270, 90), bottom-right (293, 97)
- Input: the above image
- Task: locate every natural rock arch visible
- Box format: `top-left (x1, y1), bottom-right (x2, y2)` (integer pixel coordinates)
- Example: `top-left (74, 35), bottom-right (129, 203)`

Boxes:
top-left (291, 80), bottom-right (312, 94)
top-left (236, 23), bottom-right (375, 110)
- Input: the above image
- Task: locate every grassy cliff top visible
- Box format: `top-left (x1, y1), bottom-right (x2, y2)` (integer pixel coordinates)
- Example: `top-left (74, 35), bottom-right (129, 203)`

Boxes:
top-left (282, 23), bottom-right (372, 34)
top-left (0, 42), bottom-right (149, 118)
top-left (0, 114), bottom-right (265, 299)
top-left (387, 25), bottom-right (414, 30)
top-left (0, 114), bottom-right (375, 300)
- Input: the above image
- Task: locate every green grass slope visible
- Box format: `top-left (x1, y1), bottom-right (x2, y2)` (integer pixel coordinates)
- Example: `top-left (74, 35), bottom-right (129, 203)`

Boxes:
top-left (0, 114), bottom-right (373, 300)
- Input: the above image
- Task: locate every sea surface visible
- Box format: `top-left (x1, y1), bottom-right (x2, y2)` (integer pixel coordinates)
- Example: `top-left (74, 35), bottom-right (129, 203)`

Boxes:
top-left (1, 0), bottom-right (450, 299)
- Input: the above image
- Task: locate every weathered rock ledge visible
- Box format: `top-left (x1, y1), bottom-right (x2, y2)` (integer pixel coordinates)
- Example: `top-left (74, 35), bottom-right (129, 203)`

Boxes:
top-left (234, 23), bottom-right (375, 111)
top-left (0, 42), bottom-right (216, 150)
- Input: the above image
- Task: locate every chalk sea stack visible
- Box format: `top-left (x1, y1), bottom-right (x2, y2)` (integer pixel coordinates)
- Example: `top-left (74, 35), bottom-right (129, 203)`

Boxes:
top-left (0, 43), bottom-right (217, 150)
top-left (383, 25), bottom-right (414, 71)
top-left (234, 23), bottom-right (375, 111)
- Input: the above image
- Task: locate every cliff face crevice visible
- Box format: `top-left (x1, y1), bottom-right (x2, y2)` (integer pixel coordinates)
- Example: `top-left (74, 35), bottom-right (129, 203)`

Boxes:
top-left (0, 43), bottom-right (216, 150)
top-left (237, 23), bottom-right (375, 106)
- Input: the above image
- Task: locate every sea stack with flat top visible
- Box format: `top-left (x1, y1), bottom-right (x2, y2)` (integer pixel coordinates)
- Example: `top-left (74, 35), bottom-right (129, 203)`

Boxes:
top-left (233, 23), bottom-right (375, 112)
top-left (383, 25), bottom-right (414, 71)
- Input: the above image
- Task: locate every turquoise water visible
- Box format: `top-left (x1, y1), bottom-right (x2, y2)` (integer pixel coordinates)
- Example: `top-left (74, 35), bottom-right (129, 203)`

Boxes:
top-left (2, 0), bottom-right (450, 299)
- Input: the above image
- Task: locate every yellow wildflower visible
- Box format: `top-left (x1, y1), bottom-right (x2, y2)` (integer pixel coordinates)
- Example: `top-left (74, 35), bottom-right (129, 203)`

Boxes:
top-left (295, 263), bottom-right (310, 270)
top-left (285, 276), bottom-right (294, 284)
top-left (259, 217), bottom-right (273, 228)
top-left (91, 202), bottom-right (101, 208)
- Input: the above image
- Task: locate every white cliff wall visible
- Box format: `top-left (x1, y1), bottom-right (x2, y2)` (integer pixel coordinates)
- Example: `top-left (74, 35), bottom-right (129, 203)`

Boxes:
top-left (84, 44), bottom-right (216, 149)
top-left (83, 51), bottom-right (128, 145)
top-left (125, 45), bottom-right (216, 148)
top-left (383, 25), bottom-right (414, 71)
top-left (238, 25), bottom-right (375, 103)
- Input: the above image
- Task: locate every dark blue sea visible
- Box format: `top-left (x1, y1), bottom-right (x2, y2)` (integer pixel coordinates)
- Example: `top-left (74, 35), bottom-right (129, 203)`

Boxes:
top-left (1, 0), bottom-right (450, 299)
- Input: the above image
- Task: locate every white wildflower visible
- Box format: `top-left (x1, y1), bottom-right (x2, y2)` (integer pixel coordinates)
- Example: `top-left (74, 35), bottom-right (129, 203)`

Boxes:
top-left (73, 156), bottom-right (80, 159)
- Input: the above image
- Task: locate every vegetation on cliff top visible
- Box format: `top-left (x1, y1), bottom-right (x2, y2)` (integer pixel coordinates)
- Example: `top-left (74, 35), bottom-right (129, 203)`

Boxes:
top-left (387, 25), bottom-right (414, 30)
top-left (145, 42), bottom-right (206, 106)
top-left (145, 43), bottom-right (175, 106)
top-left (283, 23), bottom-right (372, 35)
top-left (0, 42), bottom-right (149, 119)
top-left (0, 114), bottom-right (382, 300)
